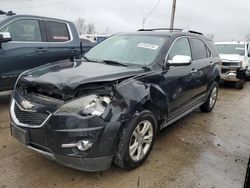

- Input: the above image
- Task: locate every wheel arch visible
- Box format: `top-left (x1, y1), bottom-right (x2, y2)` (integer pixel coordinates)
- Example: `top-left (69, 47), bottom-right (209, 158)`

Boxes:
top-left (141, 101), bottom-right (167, 133)
top-left (114, 81), bottom-right (169, 131)
top-left (209, 64), bottom-right (221, 89)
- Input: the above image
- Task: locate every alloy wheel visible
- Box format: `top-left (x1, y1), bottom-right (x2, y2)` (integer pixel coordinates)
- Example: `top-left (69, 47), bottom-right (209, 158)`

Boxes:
top-left (129, 120), bottom-right (153, 162)
top-left (209, 87), bottom-right (217, 108)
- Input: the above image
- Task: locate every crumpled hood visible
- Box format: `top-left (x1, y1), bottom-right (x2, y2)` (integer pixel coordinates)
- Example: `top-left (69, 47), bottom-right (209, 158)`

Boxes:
top-left (20, 60), bottom-right (144, 91)
top-left (219, 54), bottom-right (243, 62)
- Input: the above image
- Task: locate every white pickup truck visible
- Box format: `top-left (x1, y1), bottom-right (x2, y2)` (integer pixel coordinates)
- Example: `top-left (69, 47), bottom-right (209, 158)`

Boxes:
top-left (214, 42), bottom-right (250, 89)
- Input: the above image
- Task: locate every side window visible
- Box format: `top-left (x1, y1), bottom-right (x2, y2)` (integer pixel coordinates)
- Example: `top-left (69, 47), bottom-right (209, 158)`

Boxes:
top-left (0, 19), bottom-right (42, 42)
top-left (168, 38), bottom-right (192, 60)
top-left (191, 38), bottom-right (208, 60)
top-left (45, 21), bottom-right (70, 42)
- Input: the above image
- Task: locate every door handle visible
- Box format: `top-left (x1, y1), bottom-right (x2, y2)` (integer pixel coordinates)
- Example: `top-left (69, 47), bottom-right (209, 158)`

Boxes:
top-left (35, 48), bottom-right (47, 53)
top-left (210, 61), bottom-right (215, 66)
top-left (69, 48), bottom-right (78, 53)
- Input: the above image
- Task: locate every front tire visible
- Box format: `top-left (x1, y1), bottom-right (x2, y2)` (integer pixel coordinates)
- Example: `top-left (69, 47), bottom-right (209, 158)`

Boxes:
top-left (235, 80), bottom-right (244, 89)
top-left (200, 82), bottom-right (218, 112)
top-left (114, 110), bottom-right (156, 170)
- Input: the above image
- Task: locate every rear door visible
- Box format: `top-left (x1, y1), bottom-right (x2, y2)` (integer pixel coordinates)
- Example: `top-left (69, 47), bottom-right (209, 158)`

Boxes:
top-left (44, 20), bottom-right (80, 62)
top-left (189, 38), bottom-right (213, 100)
top-left (0, 18), bottom-right (49, 91)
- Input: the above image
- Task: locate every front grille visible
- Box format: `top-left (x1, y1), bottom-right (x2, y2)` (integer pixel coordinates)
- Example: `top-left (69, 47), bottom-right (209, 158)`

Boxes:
top-left (222, 62), bottom-right (239, 66)
top-left (13, 102), bottom-right (50, 127)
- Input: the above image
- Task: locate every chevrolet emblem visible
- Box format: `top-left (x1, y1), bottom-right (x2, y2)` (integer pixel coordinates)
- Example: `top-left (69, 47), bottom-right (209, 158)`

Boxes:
top-left (21, 100), bottom-right (34, 110)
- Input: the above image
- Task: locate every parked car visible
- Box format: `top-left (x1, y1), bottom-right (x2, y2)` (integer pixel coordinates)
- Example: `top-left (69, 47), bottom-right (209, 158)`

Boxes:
top-left (10, 29), bottom-right (221, 171)
top-left (214, 42), bottom-right (250, 89)
top-left (80, 37), bottom-right (98, 53)
top-left (80, 34), bottom-right (109, 43)
top-left (0, 11), bottom-right (94, 92)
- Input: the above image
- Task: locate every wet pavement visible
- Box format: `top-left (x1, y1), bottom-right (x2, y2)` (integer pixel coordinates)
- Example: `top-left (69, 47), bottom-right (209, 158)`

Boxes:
top-left (0, 84), bottom-right (249, 188)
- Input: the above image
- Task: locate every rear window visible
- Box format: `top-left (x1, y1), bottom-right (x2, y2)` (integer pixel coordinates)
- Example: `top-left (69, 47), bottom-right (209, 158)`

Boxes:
top-left (191, 38), bottom-right (208, 60)
top-left (45, 21), bottom-right (70, 42)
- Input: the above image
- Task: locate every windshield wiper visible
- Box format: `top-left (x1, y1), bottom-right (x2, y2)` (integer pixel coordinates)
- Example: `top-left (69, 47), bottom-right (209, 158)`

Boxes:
top-left (82, 55), bottom-right (98, 62)
top-left (82, 55), bottom-right (91, 61)
top-left (83, 56), bottom-right (129, 67)
top-left (102, 60), bottom-right (128, 67)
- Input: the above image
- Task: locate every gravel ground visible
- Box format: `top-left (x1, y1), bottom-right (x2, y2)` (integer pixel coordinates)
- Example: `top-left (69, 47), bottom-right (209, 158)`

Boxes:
top-left (0, 84), bottom-right (249, 188)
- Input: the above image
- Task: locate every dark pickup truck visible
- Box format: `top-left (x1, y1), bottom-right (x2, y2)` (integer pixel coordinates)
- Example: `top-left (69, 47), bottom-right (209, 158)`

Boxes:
top-left (0, 11), bottom-right (95, 91)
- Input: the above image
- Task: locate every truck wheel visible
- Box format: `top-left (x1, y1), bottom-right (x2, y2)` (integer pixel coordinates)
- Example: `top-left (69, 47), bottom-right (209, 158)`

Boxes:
top-left (200, 82), bottom-right (218, 113)
top-left (114, 110), bottom-right (156, 170)
top-left (235, 81), bottom-right (244, 89)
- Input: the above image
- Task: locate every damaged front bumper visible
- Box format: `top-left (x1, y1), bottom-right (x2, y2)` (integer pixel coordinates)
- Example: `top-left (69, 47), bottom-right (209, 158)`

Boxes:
top-left (10, 95), bottom-right (127, 172)
top-left (10, 123), bottom-right (114, 171)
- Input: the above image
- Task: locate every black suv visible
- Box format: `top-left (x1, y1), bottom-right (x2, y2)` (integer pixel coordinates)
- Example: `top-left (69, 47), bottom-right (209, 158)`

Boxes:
top-left (10, 29), bottom-right (221, 171)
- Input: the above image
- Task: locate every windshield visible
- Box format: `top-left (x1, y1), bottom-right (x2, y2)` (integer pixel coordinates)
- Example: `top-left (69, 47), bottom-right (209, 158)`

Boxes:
top-left (85, 35), bottom-right (166, 66)
top-left (215, 44), bottom-right (245, 56)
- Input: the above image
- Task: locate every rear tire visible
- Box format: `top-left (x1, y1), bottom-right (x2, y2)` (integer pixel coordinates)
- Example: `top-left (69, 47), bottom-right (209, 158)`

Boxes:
top-left (200, 82), bottom-right (218, 112)
top-left (114, 110), bottom-right (156, 170)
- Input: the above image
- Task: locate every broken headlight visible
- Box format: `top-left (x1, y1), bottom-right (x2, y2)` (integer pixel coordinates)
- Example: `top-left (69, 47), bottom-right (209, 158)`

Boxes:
top-left (56, 95), bottom-right (111, 116)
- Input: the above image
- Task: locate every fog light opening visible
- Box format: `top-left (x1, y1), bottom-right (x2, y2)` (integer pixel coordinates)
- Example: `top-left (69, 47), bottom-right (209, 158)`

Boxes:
top-left (61, 140), bottom-right (93, 151)
top-left (77, 140), bottom-right (93, 151)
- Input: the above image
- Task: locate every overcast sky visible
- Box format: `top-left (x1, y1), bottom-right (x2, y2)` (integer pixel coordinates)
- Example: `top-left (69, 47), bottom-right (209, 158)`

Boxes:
top-left (1, 0), bottom-right (250, 41)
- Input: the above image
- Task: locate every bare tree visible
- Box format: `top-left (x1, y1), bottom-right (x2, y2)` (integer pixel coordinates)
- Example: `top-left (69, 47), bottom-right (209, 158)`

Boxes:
top-left (102, 27), bottom-right (112, 35)
top-left (75, 17), bottom-right (86, 35)
top-left (86, 23), bottom-right (96, 34)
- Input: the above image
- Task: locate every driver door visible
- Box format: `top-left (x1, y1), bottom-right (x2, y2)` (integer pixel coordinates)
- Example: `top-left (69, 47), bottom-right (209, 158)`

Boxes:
top-left (161, 37), bottom-right (197, 118)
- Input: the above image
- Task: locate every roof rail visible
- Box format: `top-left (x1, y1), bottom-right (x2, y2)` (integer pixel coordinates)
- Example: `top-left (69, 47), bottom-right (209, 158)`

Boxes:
top-left (138, 28), bottom-right (204, 35)
top-left (183, 30), bottom-right (204, 35)
top-left (138, 28), bottom-right (182, 32)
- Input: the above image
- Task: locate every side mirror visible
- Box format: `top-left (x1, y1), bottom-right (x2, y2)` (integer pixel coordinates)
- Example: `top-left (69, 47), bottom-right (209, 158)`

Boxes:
top-left (166, 55), bottom-right (192, 67)
top-left (0, 32), bottom-right (12, 44)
